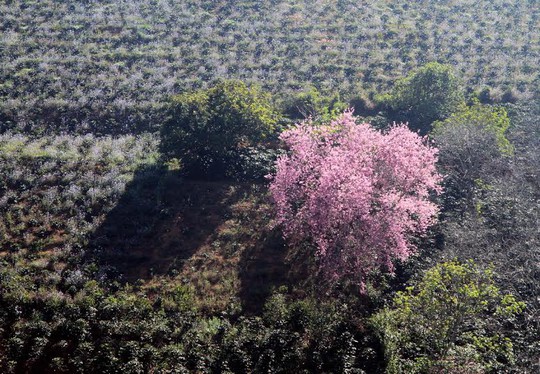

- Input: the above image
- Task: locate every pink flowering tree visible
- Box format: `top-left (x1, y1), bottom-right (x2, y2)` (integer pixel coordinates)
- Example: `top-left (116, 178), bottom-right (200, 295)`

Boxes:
top-left (269, 111), bottom-right (442, 287)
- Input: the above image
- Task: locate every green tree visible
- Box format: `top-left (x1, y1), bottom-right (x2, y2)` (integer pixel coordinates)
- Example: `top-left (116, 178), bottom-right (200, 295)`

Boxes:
top-left (371, 260), bottom-right (524, 374)
top-left (432, 101), bottom-right (513, 212)
top-left (160, 80), bottom-right (278, 179)
top-left (282, 86), bottom-right (347, 123)
top-left (433, 100), bottom-right (513, 155)
top-left (379, 62), bottom-right (464, 134)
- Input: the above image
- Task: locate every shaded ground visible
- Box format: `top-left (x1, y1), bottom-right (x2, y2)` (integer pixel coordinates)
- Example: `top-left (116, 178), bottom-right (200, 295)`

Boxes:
top-left (89, 167), bottom-right (289, 314)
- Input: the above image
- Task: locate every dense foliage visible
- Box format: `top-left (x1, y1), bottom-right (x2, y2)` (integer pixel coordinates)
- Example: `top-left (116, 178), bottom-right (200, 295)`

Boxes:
top-left (434, 100), bottom-right (513, 154)
top-left (282, 86), bottom-right (348, 123)
top-left (432, 101), bottom-right (513, 212)
top-left (371, 261), bottom-right (525, 373)
top-left (0, 0), bottom-right (538, 132)
top-left (431, 101), bottom-right (540, 370)
top-left (160, 80), bottom-right (278, 179)
top-left (379, 62), bottom-right (465, 134)
top-left (372, 260), bottom-right (524, 373)
top-left (1, 101), bottom-right (538, 372)
top-left (269, 112), bottom-right (442, 287)
top-left (2, 237), bottom-right (381, 372)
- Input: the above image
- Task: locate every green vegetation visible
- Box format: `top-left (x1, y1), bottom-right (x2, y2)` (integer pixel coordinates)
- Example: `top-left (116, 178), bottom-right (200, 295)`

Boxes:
top-left (160, 80), bottom-right (278, 179)
top-left (1, 96), bottom-right (537, 372)
top-left (434, 101), bottom-right (540, 371)
top-left (432, 101), bottom-right (514, 212)
top-left (372, 260), bottom-right (524, 373)
top-left (433, 99), bottom-right (513, 154)
top-left (0, 0), bottom-right (538, 133)
top-left (282, 86), bottom-right (348, 123)
top-left (0, 266), bottom-right (382, 372)
top-left (0, 1), bottom-right (539, 372)
top-left (378, 62), bottom-right (465, 133)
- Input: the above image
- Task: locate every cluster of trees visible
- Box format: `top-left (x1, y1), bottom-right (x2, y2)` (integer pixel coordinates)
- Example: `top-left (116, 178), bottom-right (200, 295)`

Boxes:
top-left (430, 100), bottom-right (540, 369)
top-left (1, 247), bottom-right (523, 373)
top-left (154, 64), bottom-right (538, 370)
top-left (1, 260), bottom-right (385, 372)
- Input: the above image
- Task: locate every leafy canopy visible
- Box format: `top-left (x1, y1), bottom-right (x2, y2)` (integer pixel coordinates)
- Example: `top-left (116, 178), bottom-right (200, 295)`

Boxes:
top-left (269, 111), bottom-right (442, 287)
top-left (160, 80), bottom-right (278, 179)
top-left (380, 62), bottom-right (464, 134)
top-left (371, 260), bottom-right (525, 373)
top-left (432, 100), bottom-right (513, 212)
top-left (433, 99), bottom-right (513, 154)
top-left (282, 86), bottom-right (347, 123)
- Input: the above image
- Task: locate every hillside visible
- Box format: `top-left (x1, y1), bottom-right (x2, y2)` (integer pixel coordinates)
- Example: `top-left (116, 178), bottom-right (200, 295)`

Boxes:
top-left (1, 0), bottom-right (538, 132)
top-left (1, 0), bottom-right (540, 372)
top-left (1, 101), bottom-right (539, 372)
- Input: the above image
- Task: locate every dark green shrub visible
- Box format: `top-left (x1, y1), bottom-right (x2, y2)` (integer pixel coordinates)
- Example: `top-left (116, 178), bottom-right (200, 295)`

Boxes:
top-left (282, 86), bottom-right (347, 123)
top-left (378, 62), bottom-right (464, 134)
top-left (160, 80), bottom-right (279, 180)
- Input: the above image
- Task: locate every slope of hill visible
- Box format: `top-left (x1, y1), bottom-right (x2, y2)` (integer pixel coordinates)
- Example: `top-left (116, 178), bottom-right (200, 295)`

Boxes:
top-left (1, 1), bottom-right (540, 371)
top-left (1, 0), bottom-right (538, 132)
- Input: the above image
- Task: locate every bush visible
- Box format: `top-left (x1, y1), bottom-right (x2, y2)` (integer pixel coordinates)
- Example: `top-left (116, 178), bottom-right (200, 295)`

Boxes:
top-left (432, 101), bottom-right (513, 212)
top-left (433, 100), bottom-right (512, 154)
top-left (379, 62), bottom-right (464, 134)
top-left (160, 80), bottom-right (279, 179)
top-left (215, 291), bottom-right (380, 373)
top-left (371, 260), bottom-right (525, 373)
top-left (282, 86), bottom-right (347, 123)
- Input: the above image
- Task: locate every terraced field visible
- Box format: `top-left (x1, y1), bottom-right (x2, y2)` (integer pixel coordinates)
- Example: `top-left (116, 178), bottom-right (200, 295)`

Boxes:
top-left (1, 0), bottom-right (538, 132)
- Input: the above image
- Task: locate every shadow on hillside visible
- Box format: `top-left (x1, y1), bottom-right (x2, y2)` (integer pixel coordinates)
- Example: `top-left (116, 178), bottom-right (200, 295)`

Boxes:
top-left (87, 166), bottom-right (290, 313)
top-left (238, 225), bottom-right (289, 314)
top-left (88, 166), bottom-right (242, 281)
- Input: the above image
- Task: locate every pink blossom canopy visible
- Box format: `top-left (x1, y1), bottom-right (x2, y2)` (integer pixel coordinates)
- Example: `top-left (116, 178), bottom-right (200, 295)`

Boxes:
top-left (269, 111), bottom-right (442, 286)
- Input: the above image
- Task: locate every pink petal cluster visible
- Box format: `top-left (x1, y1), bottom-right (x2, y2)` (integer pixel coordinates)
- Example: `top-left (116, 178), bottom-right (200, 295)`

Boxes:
top-left (269, 111), bottom-right (442, 286)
